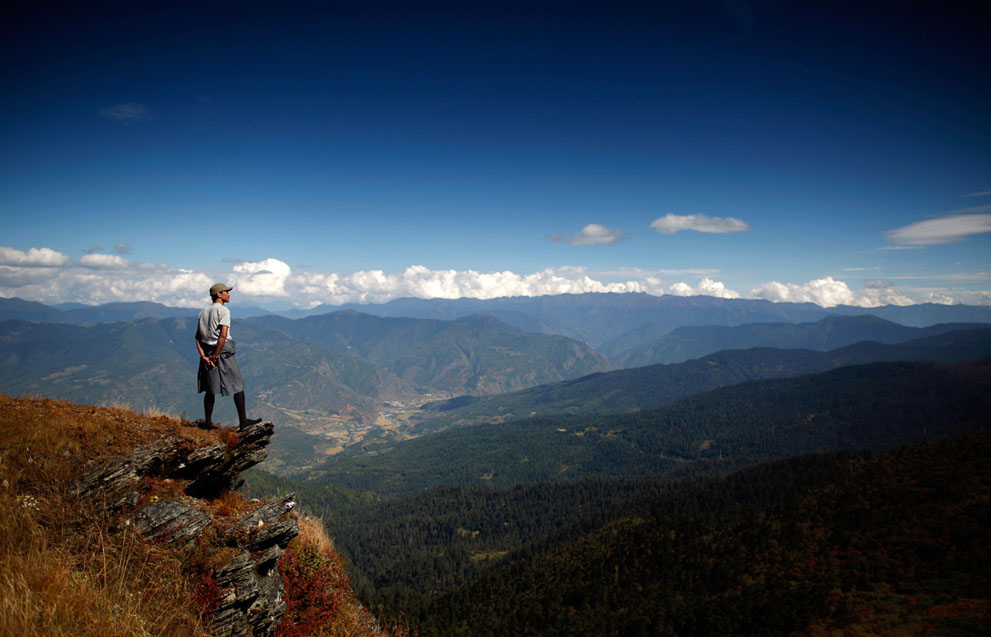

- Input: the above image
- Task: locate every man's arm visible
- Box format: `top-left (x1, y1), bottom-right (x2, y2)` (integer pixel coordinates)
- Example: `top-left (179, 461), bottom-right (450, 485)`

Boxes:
top-left (211, 325), bottom-right (229, 363)
top-left (195, 330), bottom-right (214, 368)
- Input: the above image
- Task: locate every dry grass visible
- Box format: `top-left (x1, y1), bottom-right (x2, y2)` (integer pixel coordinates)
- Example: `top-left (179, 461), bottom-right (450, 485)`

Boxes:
top-left (0, 480), bottom-right (208, 635)
top-left (0, 394), bottom-right (407, 637)
top-left (0, 395), bottom-right (218, 488)
top-left (296, 515), bottom-right (338, 556)
top-left (0, 395), bottom-right (220, 636)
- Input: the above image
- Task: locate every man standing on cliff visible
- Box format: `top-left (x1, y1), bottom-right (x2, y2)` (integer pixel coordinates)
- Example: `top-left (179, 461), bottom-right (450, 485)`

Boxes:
top-left (195, 283), bottom-right (262, 429)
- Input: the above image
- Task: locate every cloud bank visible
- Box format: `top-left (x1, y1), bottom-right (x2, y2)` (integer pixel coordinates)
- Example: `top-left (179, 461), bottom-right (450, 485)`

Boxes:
top-left (296, 265), bottom-right (669, 305)
top-left (0, 246), bottom-right (71, 267)
top-left (649, 213), bottom-right (751, 235)
top-left (750, 277), bottom-right (916, 307)
top-left (0, 247), bottom-right (211, 307)
top-left (1, 246), bottom-right (987, 309)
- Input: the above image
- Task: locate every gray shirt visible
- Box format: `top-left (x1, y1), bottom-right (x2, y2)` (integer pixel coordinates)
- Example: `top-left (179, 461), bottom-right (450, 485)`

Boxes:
top-left (198, 303), bottom-right (232, 345)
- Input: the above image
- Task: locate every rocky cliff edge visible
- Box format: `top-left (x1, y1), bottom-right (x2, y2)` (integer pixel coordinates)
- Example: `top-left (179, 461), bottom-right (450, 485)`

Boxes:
top-left (74, 419), bottom-right (298, 636)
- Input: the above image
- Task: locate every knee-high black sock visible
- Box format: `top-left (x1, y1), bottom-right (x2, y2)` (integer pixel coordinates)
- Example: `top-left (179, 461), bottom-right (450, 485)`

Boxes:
top-left (204, 393), bottom-right (215, 425)
top-left (234, 391), bottom-right (247, 423)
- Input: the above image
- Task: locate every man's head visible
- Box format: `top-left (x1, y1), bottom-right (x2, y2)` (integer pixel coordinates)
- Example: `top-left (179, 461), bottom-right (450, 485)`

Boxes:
top-left (210, 283), bottom-right (233, 301)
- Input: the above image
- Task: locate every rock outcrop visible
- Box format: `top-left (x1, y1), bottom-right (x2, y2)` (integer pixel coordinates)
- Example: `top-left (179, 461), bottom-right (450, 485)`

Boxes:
top-left (76, 421), bottom-right (298, 636)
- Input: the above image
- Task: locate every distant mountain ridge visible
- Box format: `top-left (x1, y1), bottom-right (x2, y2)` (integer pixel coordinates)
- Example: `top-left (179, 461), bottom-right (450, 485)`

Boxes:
top-left (609, 314), bottom-right (989, 366)
top-left (414, 327), bottom-right (991, 431)
top-left (5, 294), bottom-right (991, 350)
top-left (304, 293), bottom-right (991, 347)
top-left (0, 297), bottom-right (276, 324)
top-left (0, 317), bottom-right (418, 426)
top-left (243, 311), bottom-right (615, 395)
top-left (0, 309), bottom-right (614, 424)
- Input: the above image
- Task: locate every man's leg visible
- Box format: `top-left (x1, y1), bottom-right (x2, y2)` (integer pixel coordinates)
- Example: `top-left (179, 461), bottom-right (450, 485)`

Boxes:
top-left (203, 393), bottom-right (215, 427)
top-left (234, 391), bottom-right (262, 428)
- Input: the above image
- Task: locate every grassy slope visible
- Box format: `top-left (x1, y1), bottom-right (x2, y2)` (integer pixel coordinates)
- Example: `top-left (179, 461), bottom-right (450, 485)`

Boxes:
top-left (0, 395), bottom-right (399, 637)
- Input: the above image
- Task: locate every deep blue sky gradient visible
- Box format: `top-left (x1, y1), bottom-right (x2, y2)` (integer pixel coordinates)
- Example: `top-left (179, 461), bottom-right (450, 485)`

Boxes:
top-left (2, 1), bottom-right (989, 307)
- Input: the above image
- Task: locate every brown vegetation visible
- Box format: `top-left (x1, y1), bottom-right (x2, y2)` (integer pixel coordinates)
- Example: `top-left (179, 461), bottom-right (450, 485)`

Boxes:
top-left (0, 395), bottom-right (407, 636)
top-left (0, 396), bottom-right (210, 635)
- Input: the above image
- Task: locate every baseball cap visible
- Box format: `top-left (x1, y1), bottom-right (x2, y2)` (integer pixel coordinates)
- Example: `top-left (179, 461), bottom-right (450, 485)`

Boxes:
top-left (210, 283), bottom-right (233, 296)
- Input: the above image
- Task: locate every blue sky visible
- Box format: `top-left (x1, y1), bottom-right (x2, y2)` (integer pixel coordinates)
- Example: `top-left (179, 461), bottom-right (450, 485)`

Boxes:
top-left (1, 1), bottom-right (989, 309)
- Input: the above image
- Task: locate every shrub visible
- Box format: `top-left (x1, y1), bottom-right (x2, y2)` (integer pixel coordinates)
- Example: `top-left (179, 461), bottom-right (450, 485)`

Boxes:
top-left (278, 517), bottom-right (352, 636)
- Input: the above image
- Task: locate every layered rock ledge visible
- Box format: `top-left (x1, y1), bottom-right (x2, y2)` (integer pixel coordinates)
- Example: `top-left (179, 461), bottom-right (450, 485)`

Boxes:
top-left (75, 421), bottom-right (298, 636)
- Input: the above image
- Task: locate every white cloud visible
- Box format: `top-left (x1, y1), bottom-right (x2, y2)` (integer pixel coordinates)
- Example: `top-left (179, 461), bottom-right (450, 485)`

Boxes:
top-left (78, 253), bottom-right (130, 268)
top-left (649, 213), bottom-right (750, 235)
top-left (0, 246), bottom-right (71, 267)
top-left (0, 265), bottom-right (59, 288)
top-left (1, 247), bottom-right (986, 311)
top-left (231, 258), bottom-right (292, 297)
top-left (0, 262), bottom-right (212, 308)
top-left (98, 102), bottom-right (151, 122)
top-left (589, 267), bottom-right (720, 278)
top-left (667, 277), bottom-right (740, 299)
top-left (294, 265), bottom-right (669, 305)
top-left (548, 223), bottom-right (626, 245)
top-left (968, 291), bottom-right (991, 306)
top-left (114, 243), bottom-right (132, 255)
top-left (885, 213), bottom-right (991, 245)
top-left (750, 276), bottom-right (917, 308)
top-left (0, 245), bottom-right (212, 307)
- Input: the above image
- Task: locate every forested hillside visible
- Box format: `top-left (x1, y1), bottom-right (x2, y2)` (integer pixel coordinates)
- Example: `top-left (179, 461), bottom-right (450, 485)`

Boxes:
top-left (420, 432), bottom-right (991, 636)
top-left (249, 432), bottom-right (991, 636)
top-left (309, 359), bottom-right (991, 495)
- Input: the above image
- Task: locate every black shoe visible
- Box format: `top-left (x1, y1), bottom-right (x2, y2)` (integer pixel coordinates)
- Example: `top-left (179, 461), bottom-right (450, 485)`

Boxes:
top-left (197, 420), bottom-right (221, 430)
top-left (238, 417), bottom-right (263, 428)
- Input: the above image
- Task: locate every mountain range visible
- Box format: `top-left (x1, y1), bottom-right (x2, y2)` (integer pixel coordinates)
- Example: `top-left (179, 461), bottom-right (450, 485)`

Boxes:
top-left (241, 312), bottom-right (614, 395)
top-left (413, 326), bottom-right (991, 431)
top-left (605, 314), bottom-right (989, 365)
top-left (307, 358), bottom-right (991, 496)
top-left (243, 357), bottom-right (991, 634)
top-left (0, 317), bottom-right (418, 426)
top-left (0, 310), bottom-right (613, 425)
top-left (6, 294), bottom-right (990, 350)
top-left (5, 292), bottom-right (990, 634)
top-left (325, 293), bottom-right (991, 347)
